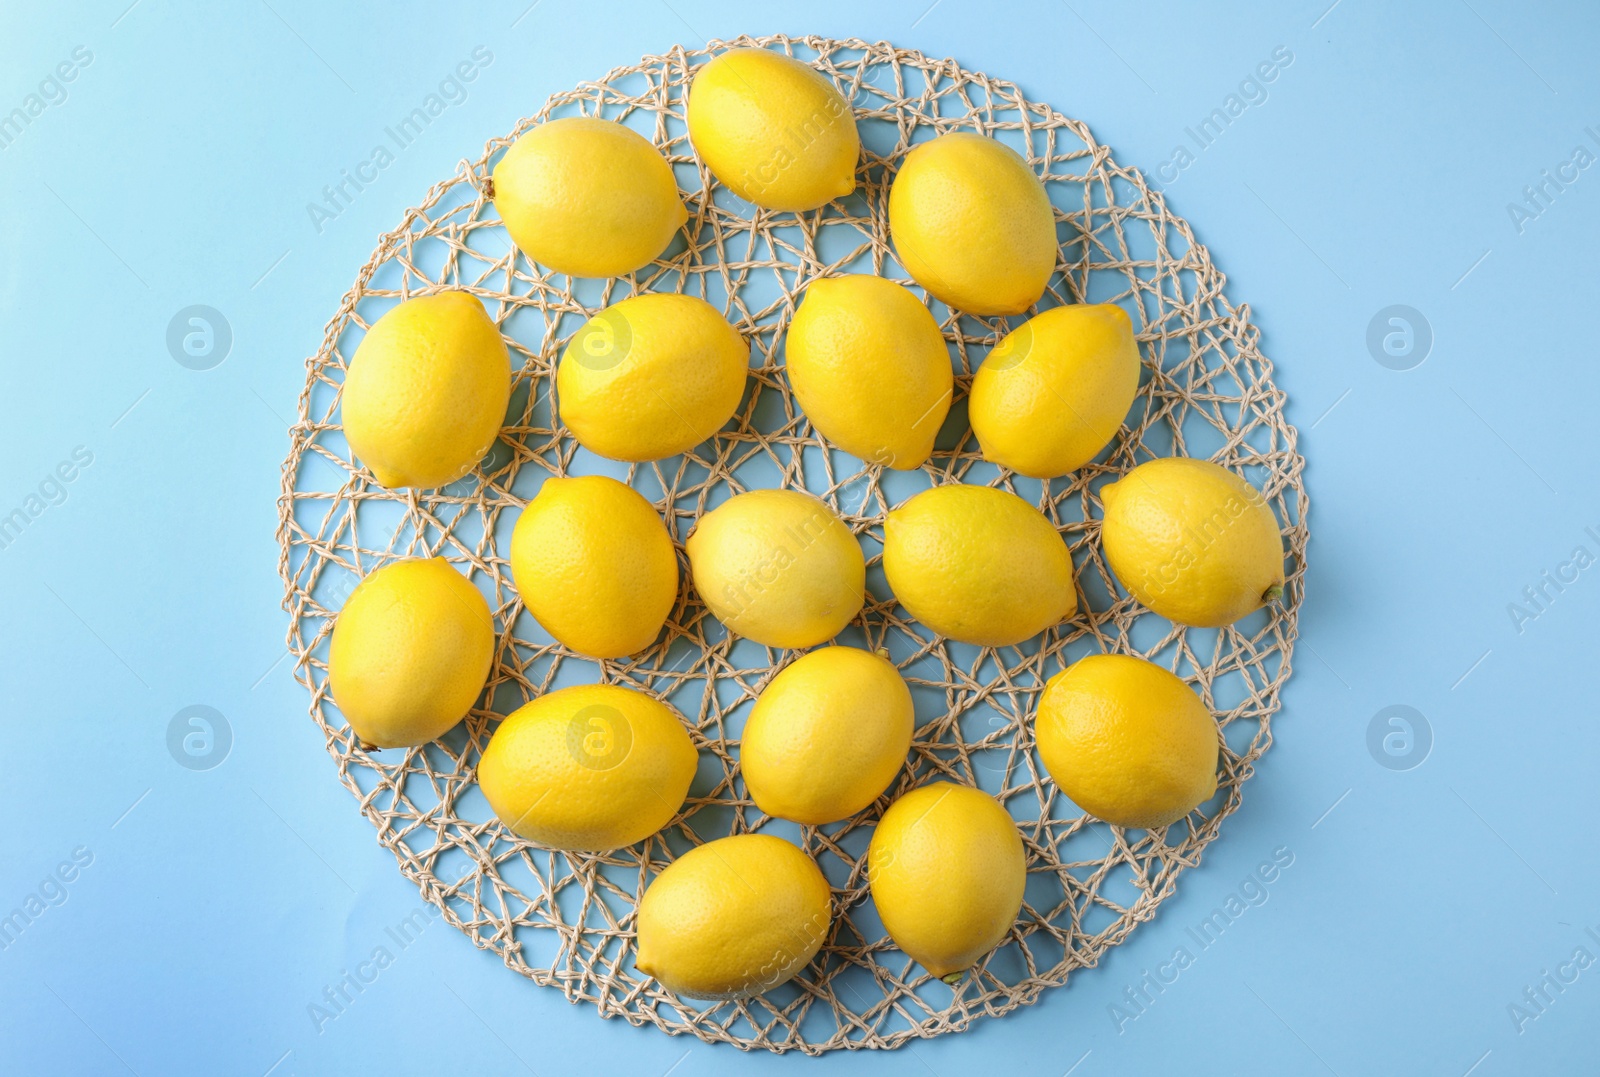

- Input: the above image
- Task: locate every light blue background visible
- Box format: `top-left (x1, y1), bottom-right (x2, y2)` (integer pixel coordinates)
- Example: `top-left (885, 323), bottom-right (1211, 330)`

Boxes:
top-left (3, 1), bottom-right (1597, 1073)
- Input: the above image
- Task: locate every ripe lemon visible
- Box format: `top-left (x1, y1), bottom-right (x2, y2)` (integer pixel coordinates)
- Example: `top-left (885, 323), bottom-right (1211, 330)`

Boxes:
top-left (784, 275), bottom-right (952, 469)
top-left (1100, 458), bottom-right (1285, 627)
top-left (868, 782), bottom-right (1025, 979)
top-left (687, 47), bottom-right (859, 212)
top-left (969, 304), bottom-right (1141, 478)
top-left (882, 484), bottom-right (1076, 647)
top-left (557, 293), bottom-right (748, 462)
top-left (477, 683), bottom-right (697, 852)
top-left (509, 475), bottom-right (678, 659)
top-left (342, 291), bottom-right (510, 489)
top-left (635, 833), bottom-right (832, 999)
top-left (686, 489), bottom-right (864, 649)
top-left (888, 132), bottom-right (1056, 316)
top-left (327, 558), bottom-right (494, 749)
top-left (741, 646), bottom-right (913, 825)
top-left (492, 116), bottom-right (688, 278)
top-left (1034, 655), bottom-right (1218, 829)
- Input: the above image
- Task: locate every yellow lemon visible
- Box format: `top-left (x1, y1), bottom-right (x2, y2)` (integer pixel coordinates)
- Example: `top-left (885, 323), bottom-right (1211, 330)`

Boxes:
top-left (687, 47), bottom-right (859, 211)
top-left (342, 291), bottom-right (510, 489)
top-left (882, 485), bottom-right (1076, 647)
top-left (969, 304), bottom-right (1141, 478)
top-left (784, 275), bottom-right (952, 469)
top-left (327, 558), bottom-right (494, 749)
top-left (867, 782), bottom-right (1025, 979)
top-left (686, 490), bottom-right (865, 649)
top-left (509, 475), bottom-right (678, 659)
top-left (888, 132), bottom-right (1056, 316)
top-left (635, 834), bottom-right (832, 999)
top-left (1100, 458), bottom-right (1285, 627)
top-left (1034, 654), bottom-right (1218, 829)
top-left (741, 646), bottom-right (913, 825)
top-left (477, 683), bottom-right (697, 852)
top-left (492, 116), bottom-right (688, 278)
top-left (557, 293), bottom-right (748, 462)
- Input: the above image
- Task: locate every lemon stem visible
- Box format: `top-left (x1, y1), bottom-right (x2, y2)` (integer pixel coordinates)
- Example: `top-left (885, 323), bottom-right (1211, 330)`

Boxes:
top-left (940, 971), bottom-right (965, 986)
top-left (1261, 584), bottom-right (1285, 605)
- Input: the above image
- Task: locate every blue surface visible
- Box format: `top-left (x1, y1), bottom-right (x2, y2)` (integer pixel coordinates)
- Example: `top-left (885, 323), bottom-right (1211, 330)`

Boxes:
top-left (3, 1), bottom-right (1597, 1073)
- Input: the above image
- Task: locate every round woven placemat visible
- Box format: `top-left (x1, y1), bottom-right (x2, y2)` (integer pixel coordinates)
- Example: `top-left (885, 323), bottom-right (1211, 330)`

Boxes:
top-left (275, 34), bottom-right (1307, 1055)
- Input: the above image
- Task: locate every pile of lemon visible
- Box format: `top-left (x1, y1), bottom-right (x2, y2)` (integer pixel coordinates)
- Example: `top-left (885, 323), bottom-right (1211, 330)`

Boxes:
top-left (326, 48), bottom-right (1286, 999)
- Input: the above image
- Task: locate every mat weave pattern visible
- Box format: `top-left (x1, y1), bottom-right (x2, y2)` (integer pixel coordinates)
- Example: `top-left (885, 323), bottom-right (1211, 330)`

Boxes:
top-left (276, 35), bottom-right (1308, 1054)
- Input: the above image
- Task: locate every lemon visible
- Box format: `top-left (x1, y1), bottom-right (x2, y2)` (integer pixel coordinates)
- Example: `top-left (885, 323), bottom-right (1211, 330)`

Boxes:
top-left (635, 833), bottom-right (832, 999)
top-left (867, 782), bottom-right (1025, 979)
top-left (492, 116), bottom-right (688, 279)
top-left (557, 293), bottom-right (748, 462)
top-left (687, 47), bottom-right (859, 211)
top-left (477, 683), bottom-right (697, 852)
top-left (686, 489), bottom-right (865, 649)
top-left (342, 291), bottom-right (511, 489)
top-left (1034, 655), bottom-right (1218, 829)
top-left (888, 132), bottom-right (1056, 316)
top-left (882, 484), bottom-right (1076, 647)
top-left (969, 304), bottom-right (1141, 478)
top-left (1100, 458), bottom-right (1285, 627)
top-left (509, 475), bottom-right (678, 659)
top-left (784, 275), bottom-right (952, 469)
top-left (741, 646), bottom-right (913, 825)
top-left (327, 558), bottom-right (494, 749)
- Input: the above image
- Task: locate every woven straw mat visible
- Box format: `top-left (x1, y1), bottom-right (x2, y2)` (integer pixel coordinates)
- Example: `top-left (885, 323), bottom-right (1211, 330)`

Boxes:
top-left (275, 33), bottom-right (1309, 1056)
